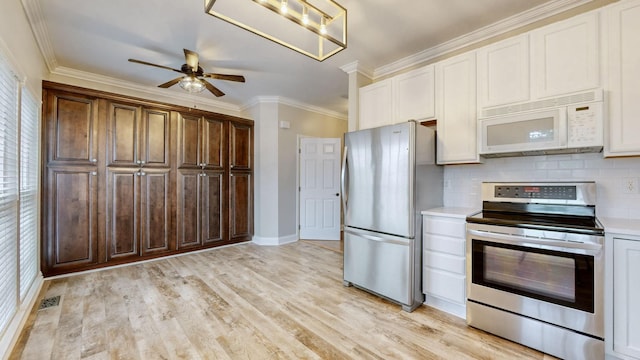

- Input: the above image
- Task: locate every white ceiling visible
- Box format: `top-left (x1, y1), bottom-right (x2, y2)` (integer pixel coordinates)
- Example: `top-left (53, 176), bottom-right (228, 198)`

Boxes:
top-left (24, 0), bottom-right (589, 116)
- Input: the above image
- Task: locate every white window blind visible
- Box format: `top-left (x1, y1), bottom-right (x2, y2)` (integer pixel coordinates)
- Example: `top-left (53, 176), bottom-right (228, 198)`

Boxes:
top-left (19, 89), bottom-right (38, 300)
top-left (0, 50), bottom-right (19, 334)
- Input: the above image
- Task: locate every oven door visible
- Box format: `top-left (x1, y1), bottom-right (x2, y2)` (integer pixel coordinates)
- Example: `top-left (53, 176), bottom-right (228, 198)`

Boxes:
top-left (466, 223), bottom-right (604, 338)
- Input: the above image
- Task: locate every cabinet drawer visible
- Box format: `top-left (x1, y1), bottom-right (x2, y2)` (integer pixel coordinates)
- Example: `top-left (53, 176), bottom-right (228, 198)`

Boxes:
top-left (424, 250), bottom-right (465, 275)
top-left (424, 217), bottom-right (466, 238)
top-left (423, 234), bottom-right (465, 257)
top-left (422, 268), bottom-right (466, 305)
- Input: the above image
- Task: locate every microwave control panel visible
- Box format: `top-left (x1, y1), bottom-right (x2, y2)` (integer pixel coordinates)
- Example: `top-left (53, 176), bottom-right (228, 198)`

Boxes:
top-left (567, 102), bottom-right (604, 148)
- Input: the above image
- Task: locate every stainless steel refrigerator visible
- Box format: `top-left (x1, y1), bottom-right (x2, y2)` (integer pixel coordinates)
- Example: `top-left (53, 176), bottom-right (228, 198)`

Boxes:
top-left (341, 121), bottom-right (443, 312)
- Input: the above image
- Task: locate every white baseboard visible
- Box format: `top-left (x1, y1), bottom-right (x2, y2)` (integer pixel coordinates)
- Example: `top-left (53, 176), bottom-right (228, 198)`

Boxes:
top-left (1, 274), bottom-right (44, 360)
top-left (252, 233), bottom-right (298, 246)
top-left (424, 294), bottom-right (466, 320)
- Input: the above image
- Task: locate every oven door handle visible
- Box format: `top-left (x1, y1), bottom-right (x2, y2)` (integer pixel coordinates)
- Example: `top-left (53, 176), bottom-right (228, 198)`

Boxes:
top-left (467, 229), bottom-right (602, 252)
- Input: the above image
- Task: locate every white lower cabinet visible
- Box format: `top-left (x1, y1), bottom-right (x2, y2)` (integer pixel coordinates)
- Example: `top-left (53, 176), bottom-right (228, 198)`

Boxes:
top-left (606, 231), bottom-right (640, 360)
top-left (422, 208), bottom-right (475, 319)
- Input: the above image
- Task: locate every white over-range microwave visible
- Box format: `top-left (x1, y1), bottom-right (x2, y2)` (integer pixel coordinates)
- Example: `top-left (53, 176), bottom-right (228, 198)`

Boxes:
top-left (478, 90), bottom-right (604, 158)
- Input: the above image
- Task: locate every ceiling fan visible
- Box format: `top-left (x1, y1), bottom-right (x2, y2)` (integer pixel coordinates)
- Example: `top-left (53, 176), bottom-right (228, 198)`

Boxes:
top-left (128, 49), bottom-right (245, 97)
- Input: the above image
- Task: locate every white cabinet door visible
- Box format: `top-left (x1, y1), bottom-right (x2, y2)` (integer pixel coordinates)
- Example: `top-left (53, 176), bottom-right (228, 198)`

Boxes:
top-left (606, 0), bottom-right (640, 157)
top-left (477, 34), bottom-right (530, 111)
top-left (358, 79), bottom-right (392, 130)
top-left (531, 12), bottom-right (600, 99)
top-left (393, 65), bottom-right (435, 123)
top-left (613, 237), bottom-right (640, 359)
top-left (435, 52), bottom-right (479, 164)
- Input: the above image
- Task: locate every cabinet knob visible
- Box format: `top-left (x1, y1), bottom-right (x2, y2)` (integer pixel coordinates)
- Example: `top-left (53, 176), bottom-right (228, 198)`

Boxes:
top-left (91, 171), bottom-right (97, 176)
top-left (140, 172), bottom-right (146, 176)
top-left (91, 158), bottom-right (97, 163)
top-left (230, 174), bottom-right (234, 177)
top-left (136, 160), bottom-right (141, 165)
top-left (230, 164), bottom-right (234, 168)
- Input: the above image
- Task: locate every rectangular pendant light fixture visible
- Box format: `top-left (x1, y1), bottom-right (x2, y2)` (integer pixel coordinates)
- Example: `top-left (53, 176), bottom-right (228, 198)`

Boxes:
top-left (204, 0), bottom-right (347, 61)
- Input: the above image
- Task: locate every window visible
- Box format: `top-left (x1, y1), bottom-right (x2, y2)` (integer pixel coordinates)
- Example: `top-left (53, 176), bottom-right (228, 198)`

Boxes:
top-left (0, 47), bottom-right (40, 338)
top-left (0, 50), bottom-right (19, 334)
top-left (20, 89), bottom-right (39, 299)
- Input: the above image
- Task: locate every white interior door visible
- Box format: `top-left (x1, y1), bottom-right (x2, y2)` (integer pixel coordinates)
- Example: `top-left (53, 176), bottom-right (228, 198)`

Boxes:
top-left (299, 138), bottom-right (341, 240)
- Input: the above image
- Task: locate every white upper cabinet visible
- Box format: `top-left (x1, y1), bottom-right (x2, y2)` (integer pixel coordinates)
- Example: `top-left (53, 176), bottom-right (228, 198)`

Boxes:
top-left (531, 12), bottom-right (601, 99)
top-left (436, 52), bottom-right (479, 164)
top-left (605, 0), bottom-right (640, 157)
top-left (393, 65), bottom-right (436, 123)
top-left (477, 34), bottom-right (530, 111)
top-left (358, 79), bottom-right (393, 130)
top-left (359, 65), bottom-right (436, 130)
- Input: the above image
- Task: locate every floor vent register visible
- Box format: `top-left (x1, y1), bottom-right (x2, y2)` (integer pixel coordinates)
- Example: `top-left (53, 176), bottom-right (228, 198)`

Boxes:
top-left (38, 296), bottom-right (61, 310)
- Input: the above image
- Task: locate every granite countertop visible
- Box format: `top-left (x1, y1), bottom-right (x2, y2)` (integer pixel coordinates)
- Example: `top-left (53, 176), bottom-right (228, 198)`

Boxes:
top-left (421, 207), bottom-right (479, 219)
top-left (600, 217), bottom-right (640, 238)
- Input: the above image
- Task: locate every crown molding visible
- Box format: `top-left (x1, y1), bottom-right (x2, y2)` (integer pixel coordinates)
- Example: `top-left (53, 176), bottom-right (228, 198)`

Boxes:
top-left (242, 96), bottom-right (348, 121)
top-left (51, 66), bottom-right (243, 113)
top-left (374, 0), bottom-right (595, 78)
top-left (340, 61), bottom-right (373, 79)
top-left (21, 0), bottom-right (57, 72)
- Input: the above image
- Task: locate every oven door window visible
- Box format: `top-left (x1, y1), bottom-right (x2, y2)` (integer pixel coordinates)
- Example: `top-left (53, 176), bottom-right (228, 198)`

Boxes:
top-left (472, 240), bottom-right (594, 313)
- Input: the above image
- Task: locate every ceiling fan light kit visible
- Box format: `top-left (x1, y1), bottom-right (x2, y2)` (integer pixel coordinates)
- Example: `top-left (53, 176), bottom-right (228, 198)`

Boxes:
top-left (204, 0), bottom-right (347, 61)
top-left (179, 76), bottom-right (207, 93)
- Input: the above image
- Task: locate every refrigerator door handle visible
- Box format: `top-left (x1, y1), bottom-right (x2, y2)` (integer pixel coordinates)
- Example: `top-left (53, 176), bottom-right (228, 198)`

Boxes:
top-left (345, 228), bottom-right (412, 246)
top-left (341, 145), bottom-right (348, 212)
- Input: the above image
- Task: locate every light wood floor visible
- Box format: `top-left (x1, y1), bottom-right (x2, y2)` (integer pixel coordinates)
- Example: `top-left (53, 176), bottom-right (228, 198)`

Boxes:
top-left (11, 241), bottom-right (555, 360)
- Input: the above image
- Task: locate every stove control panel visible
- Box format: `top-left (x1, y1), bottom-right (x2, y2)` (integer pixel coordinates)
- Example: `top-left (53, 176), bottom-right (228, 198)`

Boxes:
top-left (494, 185), bottom-right (577, 200)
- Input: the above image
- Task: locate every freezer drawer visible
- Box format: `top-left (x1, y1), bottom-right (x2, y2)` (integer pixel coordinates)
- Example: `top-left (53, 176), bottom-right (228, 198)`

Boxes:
top-left (343, 227), bottom-right (416, 308)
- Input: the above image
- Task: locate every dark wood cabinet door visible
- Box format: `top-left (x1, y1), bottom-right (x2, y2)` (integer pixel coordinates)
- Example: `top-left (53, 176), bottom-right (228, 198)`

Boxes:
top-left (176, 169), bottom-right (201, 248)
top-left (141, 108), bottom-right (171, 168)
top-left (202, 171), bottom-right (225, 244)
top-left (203, 117), bottom-right (225, 170)
top-left (177, 113), bottom-right (200, 169)
top-left (106, 101), bottom-right (140, 167)
top-left (229, 172), bottom-right (253, 241)
top-left (140, 169), bottom-right (172, 255)
top-left (105, 168), bottom-right (139, 260)
top-left (229, 122), bottom-right (252, 171)
top-left (44, 167), bottom-right (98, 273)
top-left (45, 92), bottom-right (98, 166)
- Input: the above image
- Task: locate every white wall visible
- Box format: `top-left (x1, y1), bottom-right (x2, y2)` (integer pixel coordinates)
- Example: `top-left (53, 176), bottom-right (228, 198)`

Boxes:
top-left (277, 104), bottom-right (347, 238)
top-left (443, 152), bottom-right (640, 218)
top-left (247, 99), bottom-right (347, 245)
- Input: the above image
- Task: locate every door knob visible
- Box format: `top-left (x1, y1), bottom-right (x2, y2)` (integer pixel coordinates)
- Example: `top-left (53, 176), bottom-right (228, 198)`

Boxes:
top-left (336, 193), bottom-right (339, 196)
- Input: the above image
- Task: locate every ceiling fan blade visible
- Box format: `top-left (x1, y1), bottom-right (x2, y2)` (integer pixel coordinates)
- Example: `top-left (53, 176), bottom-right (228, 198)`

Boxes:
top-left (203, 73), bottom-right (246, 83)
top-left (158, 77), bottom-right (183, 88)
top-left (184, 49), bottom-right (199, 72)
top-left (203, 80), bottom-right (225, 97)
top-left (128, 58), bottom-right (184, 74)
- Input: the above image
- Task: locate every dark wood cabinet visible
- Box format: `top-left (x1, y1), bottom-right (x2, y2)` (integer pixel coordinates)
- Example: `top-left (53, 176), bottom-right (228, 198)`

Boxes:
top-left (229, 121), bottom-right (252, 171)
top-left (45, 91), bottom-right (99, 166)
top-left (176, 170), bottom-right (226, 248)
top-left (44, 167), bottom-right (99, 271)
top-left (139, 168), bottom-right (172, 255)
top-left (42, 82), bottom-right (252, 276)
top-left (177, 113), bottom-right (225, 170)
top-left (106, 101), bottom-right (171, 168)
top-left (229, 172), bottom-right (253, 242)
top-left (201, 171), bottom-right (225, 244)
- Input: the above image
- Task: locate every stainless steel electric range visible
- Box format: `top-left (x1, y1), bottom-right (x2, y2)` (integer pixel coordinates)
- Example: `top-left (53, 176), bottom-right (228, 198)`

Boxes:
top-left (466, 182), bottom-right (604, 360)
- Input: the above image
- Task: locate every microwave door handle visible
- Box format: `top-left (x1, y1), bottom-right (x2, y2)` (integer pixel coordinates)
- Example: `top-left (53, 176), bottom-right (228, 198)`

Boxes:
top-left (467, 229), bottom-right (602, 252)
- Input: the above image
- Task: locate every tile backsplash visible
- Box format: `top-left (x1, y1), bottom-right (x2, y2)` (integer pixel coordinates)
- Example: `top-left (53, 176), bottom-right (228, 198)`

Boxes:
top-left (443, 152), bottom-right (640, 219)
